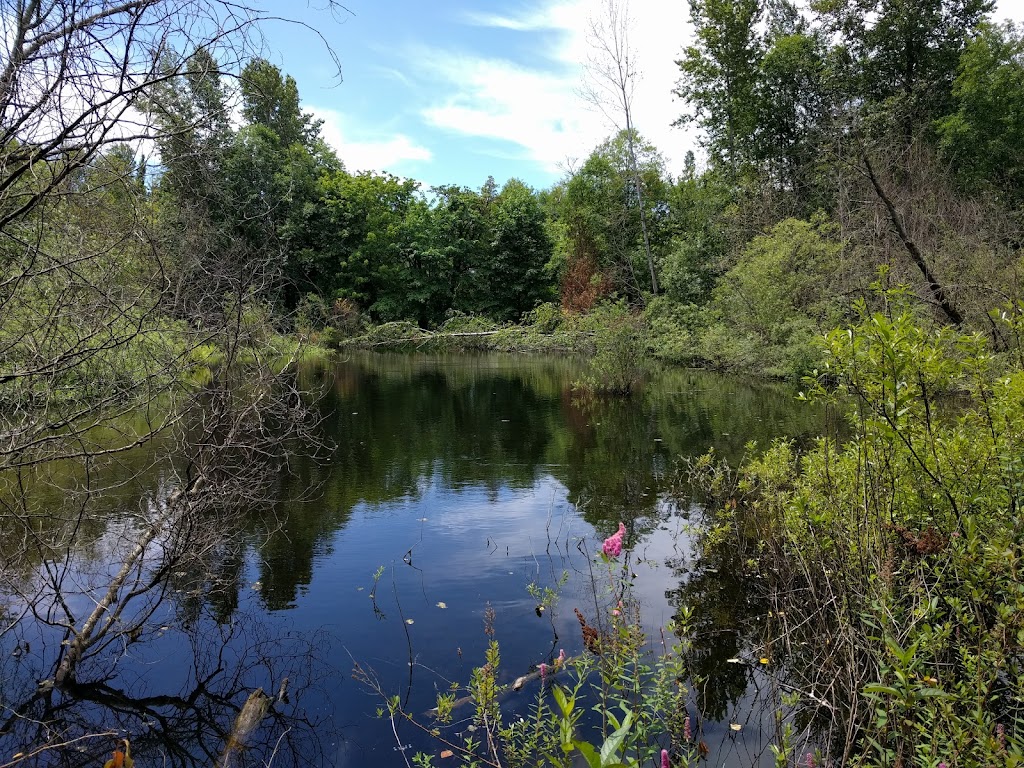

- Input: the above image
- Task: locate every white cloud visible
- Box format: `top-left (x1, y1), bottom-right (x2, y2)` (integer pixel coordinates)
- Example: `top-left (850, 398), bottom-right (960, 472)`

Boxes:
top-left (309, 105), bottom-right (433, 174)
top-left (418, 51), bottom-right (596, 172)
top-left (418, 0), bottom-right (697, 180)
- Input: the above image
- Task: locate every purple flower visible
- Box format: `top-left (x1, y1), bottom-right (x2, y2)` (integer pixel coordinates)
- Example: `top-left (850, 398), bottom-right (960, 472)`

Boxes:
top-left (661, 749), bottom-right (670, 768)
top-left (539, 663), bottom-right (547, 682)
top-left (683, 715), bottom-right (691, 742)
top-left (804, 752), bottom-right (815, 768)
top-left (602, 522), bottom-right (626, 557)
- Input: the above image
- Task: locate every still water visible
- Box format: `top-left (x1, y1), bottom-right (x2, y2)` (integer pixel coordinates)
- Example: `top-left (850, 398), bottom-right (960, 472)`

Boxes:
top-left (0, 353), bottom-right (831, 767)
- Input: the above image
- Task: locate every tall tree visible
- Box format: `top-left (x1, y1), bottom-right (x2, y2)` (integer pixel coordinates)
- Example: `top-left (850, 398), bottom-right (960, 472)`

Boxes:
top-left (484, 179), bottom-right (554, 321)
top-left (814, 0), bottom-right (993, 141)
top-left (240, 58), bottom-right (321, 150)
top-left (582, 0), bottom-right (659, 297)
top-left (557, 132), bottom-right (670, 305)
top-left (674, 0), bottom-right (764, 176)
top-left (937, 21), bottom-right (1024, 206)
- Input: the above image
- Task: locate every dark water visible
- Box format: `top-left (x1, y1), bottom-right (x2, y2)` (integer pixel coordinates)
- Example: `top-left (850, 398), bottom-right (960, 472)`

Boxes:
top-left (0, 353), bottom-right (832, 767)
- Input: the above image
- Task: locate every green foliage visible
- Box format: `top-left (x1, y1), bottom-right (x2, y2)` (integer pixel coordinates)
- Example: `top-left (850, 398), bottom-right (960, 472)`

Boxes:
top-left (642, 297), bottom-right (700, 366)
top-left (706, 293), bottom-right (1024, 767)
top-left (698, 215), bottom-right (847, 377)
top-left (816, 0), bottom-right (991, 140)
top-left (937, 22), bottom-right (1024, 205)
top-left (486, 179), bottom-right (555, 321)
top-left (574, 304), bottom-right (649, 396)
top-left (675, 0), bottom-right (764, 174)
top-left (553, 132), bottom-right (672, 304)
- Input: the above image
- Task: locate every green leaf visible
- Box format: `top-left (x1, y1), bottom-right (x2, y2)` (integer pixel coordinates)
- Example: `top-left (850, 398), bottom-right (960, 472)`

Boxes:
top-left (599, 708), bottom-right (634, 765)
top-left (863, 684), bottom-right (901, 697)
top-left (552, 684), bottom-right (572, 718)
top-left (572, 740), bottom-right (602, 768)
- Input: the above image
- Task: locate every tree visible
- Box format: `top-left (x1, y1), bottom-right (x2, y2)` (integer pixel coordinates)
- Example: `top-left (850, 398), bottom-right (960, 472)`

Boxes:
top-left (240, 58), bottom-right (321, 150)
top-left (814, 0), bottom-right (992, 141)
top-left (674, 0), bottom-right (764, 176)
top-left (0, 1), bottom-right (342, 760)
top-left (581, 0), bottom-right (659, 297)
top-left (557, 132), bottom-right (670, 305)
top-left (753, 5), bottom-right (829, 209)
top-left (937, 22), bottom-right (1024, 206)
top-left (484, 179), bottom-right (554, 321)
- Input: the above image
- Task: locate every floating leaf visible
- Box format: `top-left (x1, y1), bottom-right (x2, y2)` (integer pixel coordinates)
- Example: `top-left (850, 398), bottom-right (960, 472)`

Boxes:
top-left (405, 619), bottom-right (415, 625)
top-left (436, 601), bottom-right (447, 609)
top-left (440, 750), bottom-right (454, 759)
top-left (759, 657), bottom-right (770, 664)
top-left (726, 658), bottom-right (741, 664)
top-left (730, 723), bottom-right (742, 731)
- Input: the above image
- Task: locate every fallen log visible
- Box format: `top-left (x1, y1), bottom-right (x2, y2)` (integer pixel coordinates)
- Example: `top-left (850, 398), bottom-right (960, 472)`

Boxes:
top-left (219, 688), bottom-right (273, 768)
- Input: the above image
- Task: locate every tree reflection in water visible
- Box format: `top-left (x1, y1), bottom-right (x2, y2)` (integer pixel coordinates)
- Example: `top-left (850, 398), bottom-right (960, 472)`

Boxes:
top-left (0, 604), bottom-right (335, 768)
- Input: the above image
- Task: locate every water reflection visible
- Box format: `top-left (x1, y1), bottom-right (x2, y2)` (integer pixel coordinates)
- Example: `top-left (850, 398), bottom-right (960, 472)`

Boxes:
top-left (1, 352), bottom-right (832, 767)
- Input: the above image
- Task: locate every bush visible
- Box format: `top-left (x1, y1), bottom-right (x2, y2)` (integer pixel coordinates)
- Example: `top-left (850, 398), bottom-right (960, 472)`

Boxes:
top-left (697, 216), bottom-right (848, 378)
top-left (699, 295), bottom-right (1024, 768)
top-left (573, 303), bottom-right (648, 395)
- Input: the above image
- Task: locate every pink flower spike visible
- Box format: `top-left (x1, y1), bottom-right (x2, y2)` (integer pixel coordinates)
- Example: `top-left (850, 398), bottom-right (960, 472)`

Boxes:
top-left (557, 649), bottom-right (566, 666)
top-left (539, 663), bottom-right (547, 682)
top-left (602, 522), bottom-right (626, 558)
top-left (661, 749), bottom-right (670, 768)
top-left (683, 715), bottom-right (691, 741)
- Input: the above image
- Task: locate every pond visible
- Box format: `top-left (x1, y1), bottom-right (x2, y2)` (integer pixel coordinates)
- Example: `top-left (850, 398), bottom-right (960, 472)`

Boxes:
top-left (0, 352), bottom-right (834, 768)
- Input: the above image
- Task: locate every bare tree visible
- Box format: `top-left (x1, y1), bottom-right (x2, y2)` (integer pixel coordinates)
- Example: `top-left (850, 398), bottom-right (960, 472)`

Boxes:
top-left (0, 1), bottom-right (342, 762)
top-left (580, 0), bottom-right (659, 298)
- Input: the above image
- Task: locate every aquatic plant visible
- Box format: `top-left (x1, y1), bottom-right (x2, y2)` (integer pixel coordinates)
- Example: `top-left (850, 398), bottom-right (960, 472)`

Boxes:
top-left (356, 531), bottom-right (695, 768)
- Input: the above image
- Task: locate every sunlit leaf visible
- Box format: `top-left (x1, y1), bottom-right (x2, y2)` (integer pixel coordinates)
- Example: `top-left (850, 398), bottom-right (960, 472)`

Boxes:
top-left (405, 619), bottom-right (414, 625)
top-left (726, 658), bottom-right (741, 663)
top-left (436, 601), bottom-right (447, 609)
top-left (440, 750), bottom-right (454, 758)
top-left (730, 723), bottom-right (742, 731)
top-left (759, 657), bottom-right (769, 664)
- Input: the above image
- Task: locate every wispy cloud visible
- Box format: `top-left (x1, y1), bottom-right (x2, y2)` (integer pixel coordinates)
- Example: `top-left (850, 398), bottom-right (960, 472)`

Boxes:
top-left (415, 0), bottom-right (695, 178)
top-left (310, 105), bottom-right (433, 174)
top-left (417, 50), bottom-right (594, 172)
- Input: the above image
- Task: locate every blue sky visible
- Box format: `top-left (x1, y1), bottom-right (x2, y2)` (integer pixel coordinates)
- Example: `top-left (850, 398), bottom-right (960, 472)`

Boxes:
top-left (255, 0), bottom-right (1024, 193)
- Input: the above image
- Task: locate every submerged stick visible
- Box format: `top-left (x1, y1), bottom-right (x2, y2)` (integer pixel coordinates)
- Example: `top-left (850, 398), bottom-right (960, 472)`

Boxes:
top-left (425, 657), bottom-right (575, 717)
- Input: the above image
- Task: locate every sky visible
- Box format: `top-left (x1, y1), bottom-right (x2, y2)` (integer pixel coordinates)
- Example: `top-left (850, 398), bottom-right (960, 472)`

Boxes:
top-left (255, 0), bottom-right (1024, 193)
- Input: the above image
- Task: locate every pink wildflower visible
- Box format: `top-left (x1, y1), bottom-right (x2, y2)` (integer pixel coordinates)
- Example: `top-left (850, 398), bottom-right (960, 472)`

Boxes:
top-left (804, 752), bottom-right (815, 768)
top-left (661, 749), bottom-right (670, 768)
top-left (683, 715), bottom-right (691, 742)
top-left (539, 662), bottom-right (547, 682)
top-left (557, 649), bottom-right (566, 666)
top-left (602, 522), bottom-right (626, 557)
